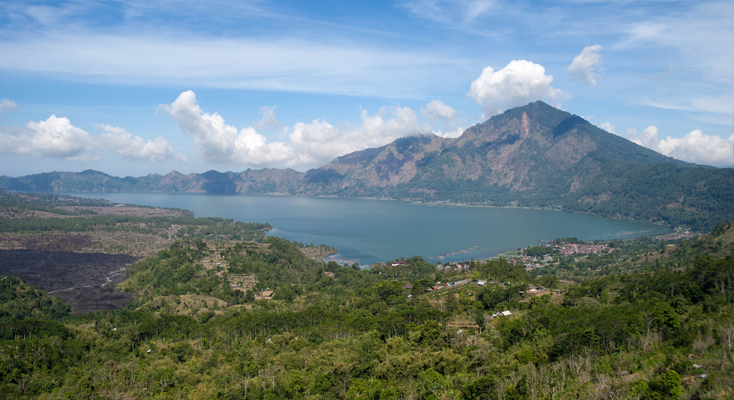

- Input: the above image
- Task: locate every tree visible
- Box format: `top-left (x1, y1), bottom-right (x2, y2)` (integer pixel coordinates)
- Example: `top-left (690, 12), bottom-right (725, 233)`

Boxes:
top-left (647, 370), bottom-right (682, 399)
top-left (417, 368), bottom-right (446, 399)
top-left (444, 294), bottom-right (460, 313)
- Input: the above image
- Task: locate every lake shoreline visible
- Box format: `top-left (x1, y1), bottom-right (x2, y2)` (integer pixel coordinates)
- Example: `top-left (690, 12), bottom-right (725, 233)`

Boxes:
top-left (57, 191), bottom-right (674, 266)
top-left (49, 189), bottom-right (678, 232)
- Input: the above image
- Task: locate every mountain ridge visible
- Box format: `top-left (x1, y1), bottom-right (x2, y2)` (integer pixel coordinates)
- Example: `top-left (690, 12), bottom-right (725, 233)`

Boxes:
top-left (2, 101), bottom-right (731, 231)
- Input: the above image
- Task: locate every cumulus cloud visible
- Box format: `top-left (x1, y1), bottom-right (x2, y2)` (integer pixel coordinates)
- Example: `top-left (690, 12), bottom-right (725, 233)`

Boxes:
top-left (628, 126), bottom-right (733, 167)
top-left (421, 100), bottom-right (457, 121)
top-left (0, 115), bottom-right (96, 159)
top-left (290, 106), bottom-right (429, 167)
top-left (159, 90), bottom-right (429, 169)
top-left (568, 45), bottom-right (604, 86)
top-left (434, 127), bottom-right (465, 139)
top-left (0, 115), bottom-right (183, 162)
top-left (255, 106), bottom-right (288, 134)
top-left (96, 124), bottom-right (184, 162)
top-left (0, 99), bottom-right (17, 116)
top-left (599, 122), bottom-right (616, 134)
top-left (158, 90), bottom-right (294, 166)
top-left (468, 60), bottom-right (563, 117)
top-left (420, 100), bottom-right (465, 138)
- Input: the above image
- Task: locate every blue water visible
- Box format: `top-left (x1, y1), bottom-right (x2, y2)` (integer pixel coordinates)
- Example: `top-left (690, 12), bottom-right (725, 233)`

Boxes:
top-left (63, 193), bottom-right (671, 265)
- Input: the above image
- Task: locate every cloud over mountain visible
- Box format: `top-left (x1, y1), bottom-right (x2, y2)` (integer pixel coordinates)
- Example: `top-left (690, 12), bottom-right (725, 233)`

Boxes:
top-left (159, 90), bottom-right (430, 169)
top-left (97, 124), bottom-right (185, 162)
top-left (628, 126), bottom-right (733, 167)
top-left (468, 60), bottom-right (563, 117)
top-left (421, 100), bottom-right (457, 121)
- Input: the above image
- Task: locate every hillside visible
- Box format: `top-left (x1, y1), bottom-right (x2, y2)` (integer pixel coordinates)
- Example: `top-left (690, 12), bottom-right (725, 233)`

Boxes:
top-left (1, 192), bottom-right (733, 398)
top-left (2, 101), bottom-right (732, 231)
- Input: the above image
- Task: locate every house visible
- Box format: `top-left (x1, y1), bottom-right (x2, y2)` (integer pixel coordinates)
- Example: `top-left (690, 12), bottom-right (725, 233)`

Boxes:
top-left (323, 271), bottom-right (336, 278)
top-left (390, 261), bottom-right (409, 267)
top-left (501, 310), bottom-right (512, 316)
top-left (403, 283), bottom-right (413, 290)
top-left (477, 280), bottom-right (487, 286)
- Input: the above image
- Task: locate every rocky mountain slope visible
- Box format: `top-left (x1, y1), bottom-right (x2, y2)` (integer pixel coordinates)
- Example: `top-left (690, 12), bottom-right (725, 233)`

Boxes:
top-left (2, 101), bottom-right (732, 230)
top-left (300, 101), bottom-right (686, 200)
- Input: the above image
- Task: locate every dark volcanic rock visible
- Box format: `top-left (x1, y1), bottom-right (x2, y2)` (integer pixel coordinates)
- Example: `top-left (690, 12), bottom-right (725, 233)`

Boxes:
top-left (0, 250), bottom-right (136, 314)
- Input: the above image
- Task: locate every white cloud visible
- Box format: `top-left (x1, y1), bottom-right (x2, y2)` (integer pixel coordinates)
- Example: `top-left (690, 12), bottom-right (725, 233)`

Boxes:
top-left (401, 0), bottom-right (497, 24)
top-left (290, 106), bottom-right (429, 167)
top-left (159, 90), bottom-right (429, 169)
top-left (255, 106), bottom-right (288, 134)
top-left (468, 60), bottom-right (563, 117)
top-left (0, 115), bottom-right (184, 162)
top-left (421, 100), bottom-right (457, 121)
top-left (628, 126), bottom-right (734, 167)
top-left (639, 94), bottom-right (734, 116)
top-left (158, 90), bottom-right (294, 166)
top-left (96, 124), bottom-right (184, 162)
top-left (0, 99), bottom-right (18, 116)
top-left (0, 34), bottom-right (462, 99)
top-left (0, 115), bottom-right (96, 159)
top-left (599, 122), bottom-right (616, 135)
top-left (620, 2), bottom-right (733, 86)
top-left (568, 45), bottom-right (603, 86)
top-left (434, 127), bottom-right (465, 138)
top-left (421, 100), bottom-right (465, 138)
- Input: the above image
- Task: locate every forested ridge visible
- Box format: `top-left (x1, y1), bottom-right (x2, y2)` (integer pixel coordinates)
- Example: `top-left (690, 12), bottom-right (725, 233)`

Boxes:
top-left (1, 208), bottom-right (733, 398)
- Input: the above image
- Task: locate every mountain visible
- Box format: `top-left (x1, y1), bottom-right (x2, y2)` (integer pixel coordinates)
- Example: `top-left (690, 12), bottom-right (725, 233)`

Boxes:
top-left (299, 101), bottom-right (732, 230)
top-left (2, 101), bottom-right (732, 230)
top-left (301, 101), bottom-right (688, 199)
top-left (0, 168), bottom-right (304, 195)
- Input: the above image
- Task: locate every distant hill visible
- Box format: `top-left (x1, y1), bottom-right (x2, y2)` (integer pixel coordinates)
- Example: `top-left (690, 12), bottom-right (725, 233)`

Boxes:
top-left (2, 101), bottom-right (732, 231)
top-left (0, 168), bottom-right (304, 195)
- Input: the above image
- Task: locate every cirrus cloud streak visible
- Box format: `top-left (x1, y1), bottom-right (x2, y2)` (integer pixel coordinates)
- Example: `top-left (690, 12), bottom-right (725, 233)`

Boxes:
top-left (0, 34), bottom-right (465, 99)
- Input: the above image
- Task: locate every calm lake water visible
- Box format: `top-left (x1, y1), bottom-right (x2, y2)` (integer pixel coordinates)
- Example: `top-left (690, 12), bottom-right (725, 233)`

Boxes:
top-left (64, 193), bottom-right (671, 265)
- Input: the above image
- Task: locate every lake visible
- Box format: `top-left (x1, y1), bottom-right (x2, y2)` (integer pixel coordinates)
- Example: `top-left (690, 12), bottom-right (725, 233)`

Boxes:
top-left (64, 193), bottom-right (671, 265)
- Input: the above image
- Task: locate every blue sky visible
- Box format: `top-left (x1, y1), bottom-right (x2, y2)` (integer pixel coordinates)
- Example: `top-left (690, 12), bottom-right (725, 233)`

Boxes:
top-left (0, 0), bottom-right (732, 177)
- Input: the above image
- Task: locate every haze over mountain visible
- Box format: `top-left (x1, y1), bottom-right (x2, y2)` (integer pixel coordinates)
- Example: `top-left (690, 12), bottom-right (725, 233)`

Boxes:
top-left (3, 102), bottom-right (732, 231)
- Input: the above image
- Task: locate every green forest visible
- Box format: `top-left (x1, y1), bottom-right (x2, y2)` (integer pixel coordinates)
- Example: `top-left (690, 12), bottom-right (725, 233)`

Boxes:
top-left (0, 194), bottom-right (733, 399)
